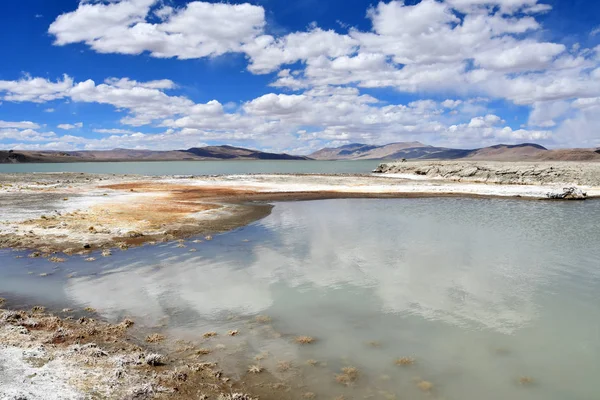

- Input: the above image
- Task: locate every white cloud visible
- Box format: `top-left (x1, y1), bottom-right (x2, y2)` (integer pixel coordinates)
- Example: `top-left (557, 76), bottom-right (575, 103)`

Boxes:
top-left (93, 128), bottom-right (137, 134)
top-left (446, 0), bottom-right (551, 14)
top-left (473, 41), bottom-right (565, 72)
top-left (0, 73), bottom-right (579, 151)
top-left (446, 115), bottom-right (552, 147)
top-left (0, 128), bottom-right (57, 142)
top-left (68, 78), bottom-right (195, 125)
top-left (0, 75), bottom-right (73, 102)
top-left (49, 0), bottom-right (265, 59)
top-left (0, 120), bottom-right (40, 129)
top-left (57, 122), bottom-right (83, 130)
top-left (244, 28), bottom-right (358, 74)
top-left (3, 0), bottom-right (600, 151)
top-left (442, 100), bottom-right (463, 109)
top-left (527, 100), bottom-right (571, 128)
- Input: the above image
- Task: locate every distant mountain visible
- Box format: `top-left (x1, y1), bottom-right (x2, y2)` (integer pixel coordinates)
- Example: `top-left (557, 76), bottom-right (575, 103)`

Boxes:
top-left (308, 142), bottom-right (600, 161)
top-left (0, 145), bottom-right (309, 164)
top-left (310, 142), bottom-right (427, 160)
top-left (3, 143), bottom-right (599, 164)
top-left (183, 145), bottom-right (307, 160)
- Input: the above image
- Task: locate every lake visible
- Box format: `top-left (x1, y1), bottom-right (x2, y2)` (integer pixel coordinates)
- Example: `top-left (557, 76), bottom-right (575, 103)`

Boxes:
top-left (1, 198), bottom-right (599, 399)
top-left (0, 160), bottom-right (381, 175)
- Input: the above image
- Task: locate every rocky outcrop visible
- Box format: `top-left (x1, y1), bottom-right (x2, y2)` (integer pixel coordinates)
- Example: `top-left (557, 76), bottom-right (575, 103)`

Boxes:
top-left (373, 161), bottom-right (600, 187)
top-left (546, 187), bottom-right (587, 200)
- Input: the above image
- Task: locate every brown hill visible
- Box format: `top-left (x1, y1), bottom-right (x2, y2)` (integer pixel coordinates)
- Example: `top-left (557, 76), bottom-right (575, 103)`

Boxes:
top-left (310, 142), bottom-right (428, 160)
top-left (310, 142), bottom-right (600, 162)
top-left (0, 146), bottom-right (309, 163)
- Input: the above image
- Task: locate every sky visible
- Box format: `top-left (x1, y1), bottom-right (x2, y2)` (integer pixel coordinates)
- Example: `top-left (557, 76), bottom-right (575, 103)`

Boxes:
top-left (0, 0), bottom-right (599, 154)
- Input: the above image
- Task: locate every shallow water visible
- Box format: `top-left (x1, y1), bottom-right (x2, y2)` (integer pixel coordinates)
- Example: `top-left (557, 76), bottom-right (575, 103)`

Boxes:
top-left (1, 198), bottom-right (599, 399)
top-left (0, 159), bottom-right (380, 175)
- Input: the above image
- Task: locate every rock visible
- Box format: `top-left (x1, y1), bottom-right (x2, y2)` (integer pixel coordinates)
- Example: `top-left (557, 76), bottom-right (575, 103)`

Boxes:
top-left (546, 187), bottom-right (587, 200)
top-left (145, 353), bottom-right (165, 366)
top-left (458, 166), bottom-right (479, 177)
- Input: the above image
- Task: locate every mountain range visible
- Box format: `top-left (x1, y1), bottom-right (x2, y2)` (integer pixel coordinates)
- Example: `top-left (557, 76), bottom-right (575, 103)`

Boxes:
top-left (0, 145), bottom-right (309, 163)
top-left (309, 142), bottom-right (600, 162)
top-left (1, 143), bottom-right (599, 163)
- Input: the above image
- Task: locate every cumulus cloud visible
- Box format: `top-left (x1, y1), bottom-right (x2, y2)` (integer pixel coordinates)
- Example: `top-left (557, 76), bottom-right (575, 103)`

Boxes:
top-left (57, 122), bottom-right (83, 130)
top-left (0, 75), bottom-right (73, 102)
top-left (93, 128), bottom-right (138, 134)
top-left (243, 28), bottom-right (358, 74)
top-left (0, 120), bottom-right (41, 129)
top-left (0, 128), bottom-right (57, 142)
top-left (0, 73), bottom-right (553, 151)
top-left (49, 0), bottom-right (265, 59)
top-left (446, 114), bottom-right (552, 147)
top-left (3, 0), bottom-right (600, 150)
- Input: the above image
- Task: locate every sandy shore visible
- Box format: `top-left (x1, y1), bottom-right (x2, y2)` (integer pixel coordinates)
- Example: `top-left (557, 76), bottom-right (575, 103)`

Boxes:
top-left (1, 166), bottom-right (598, 253)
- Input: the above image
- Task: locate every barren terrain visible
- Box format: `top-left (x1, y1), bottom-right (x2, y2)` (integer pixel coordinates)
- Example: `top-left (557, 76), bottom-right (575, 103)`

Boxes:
top-left (1, 164), bottom-right (599, 253)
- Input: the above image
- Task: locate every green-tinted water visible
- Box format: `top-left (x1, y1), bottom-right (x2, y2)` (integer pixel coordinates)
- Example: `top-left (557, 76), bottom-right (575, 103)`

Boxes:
top-left (0, 160), bottom-right (381, 175)
top-left (1, 198), bottom-right (599, 399)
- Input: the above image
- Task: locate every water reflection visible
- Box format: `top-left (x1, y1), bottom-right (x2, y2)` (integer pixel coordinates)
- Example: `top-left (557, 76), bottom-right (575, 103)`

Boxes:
top-left (65, 199), bottom-right (584, 333)
top-left (60, 198), bottom-right (600, 399)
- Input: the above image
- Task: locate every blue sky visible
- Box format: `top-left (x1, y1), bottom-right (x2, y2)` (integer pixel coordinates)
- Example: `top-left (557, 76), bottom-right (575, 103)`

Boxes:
top-left (0, 0), bottom-right (599, 153)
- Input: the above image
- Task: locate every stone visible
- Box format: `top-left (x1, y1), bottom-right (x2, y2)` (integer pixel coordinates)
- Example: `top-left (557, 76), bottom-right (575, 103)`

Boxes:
top-left (546, 187), bottom-right (587, 200)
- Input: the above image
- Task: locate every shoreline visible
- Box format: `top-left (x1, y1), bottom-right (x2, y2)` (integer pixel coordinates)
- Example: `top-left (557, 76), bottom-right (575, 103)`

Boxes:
top-left (0, 303), bottom-right (296, 400)
top-left (1, 168), bottom-right (599, 253)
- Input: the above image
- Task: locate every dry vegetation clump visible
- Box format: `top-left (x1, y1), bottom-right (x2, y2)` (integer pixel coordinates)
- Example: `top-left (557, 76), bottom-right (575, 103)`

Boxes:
top-left (276, 361), bottom-right (292, 372)
top-left (101, 249), bottom-right (112, 257)
top-left (247, 365), bottom-right (263, 374)
top-left (203, 331), bottom-right (218, 338)
top-left (218, 394), bottom-right (256, 400)
top-left (302, 392), bottom-right (316, 399)
top-left (395, 357), bottom-right (415, 366)
top-left (255, 315), bottom-right (272, 324)
top-left (49, 256), bottom-right (66, 263)
top-left (85, 257), bottom-right (96, 262)
top-left (120, 319), bottom-right (135, 328)
top-left (0, 297), bottom-right (5, 306)
top-left (335, 367), bottom-right (359, 386)
top-left (295, 335), bottom-right (316, 344)
top-left (196, 348), bottom-right (212, 355)
top-left (227, 329), bottom-right (239, 336)
top-left (84, 307), bottom-right (96, 313)
top-left (146, 333), bottom-right (166, 343)
top-left (519, 376), bottom-right (534, 385)
top-left (417, 380), bottom-right (433, 392)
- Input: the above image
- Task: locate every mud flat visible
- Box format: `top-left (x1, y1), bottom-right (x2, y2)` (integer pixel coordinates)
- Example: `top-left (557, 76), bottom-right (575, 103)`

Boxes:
top-left (1, 169), bottom-right (599, 252)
